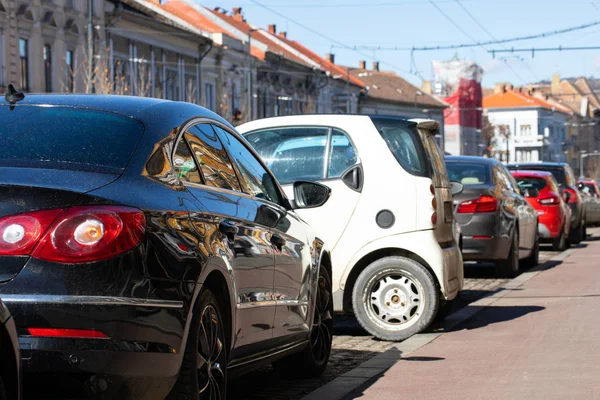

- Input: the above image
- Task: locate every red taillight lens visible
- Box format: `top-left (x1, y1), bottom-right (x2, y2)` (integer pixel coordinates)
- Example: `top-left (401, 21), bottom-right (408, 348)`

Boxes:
top-left (431, 212), bottom-right (437, 225)
top-left (27, 328), bottom-right (109, 339)
top-left (0, 210), bottom-right (63, 255)
top-left (538, 196), bottom-right (560, 205)
top-left (564, 188), bottom-right (578, 204)
top-left (456, 195), bottom-right (498, 213)
top-left (0, 206), bottom-right (145, 263)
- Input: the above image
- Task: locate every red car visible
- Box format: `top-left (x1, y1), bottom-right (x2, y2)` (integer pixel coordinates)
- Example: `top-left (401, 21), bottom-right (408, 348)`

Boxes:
top-left (511, 170), bottom-right (572, 251)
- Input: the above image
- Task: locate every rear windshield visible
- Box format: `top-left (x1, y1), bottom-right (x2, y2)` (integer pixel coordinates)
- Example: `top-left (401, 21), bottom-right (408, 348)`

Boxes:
top-left (514, 177), bottom-right (547, 192)
top-left (579, 183), bottom-right (597, 196)
top-left (370, 118), bottom-right (430, 178)
top-left (0, 105), bottom-right (144, 173)
top-left (507, 165), bottom-right (566, 187)
top-left (446, 162), bottom-right (492, 186)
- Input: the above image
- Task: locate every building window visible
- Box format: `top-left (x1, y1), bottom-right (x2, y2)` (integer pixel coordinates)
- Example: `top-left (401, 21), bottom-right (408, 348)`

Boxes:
top-left (205, 82), bottom-right (215, 111)
top-left (44, 44), bottom-right (52, 92)
top-left (66, 50), bottom-right (74, 92)
top-left (19, 39), bottom-right (28, 91)
top-left (519, 124), bottom-right (532, 136)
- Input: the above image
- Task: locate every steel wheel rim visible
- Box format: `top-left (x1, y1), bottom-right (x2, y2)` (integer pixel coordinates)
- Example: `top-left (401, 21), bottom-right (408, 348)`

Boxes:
top-left (311, 273), bottom-right (333, 364)
top-left (365, 268), bottom-right (426, 331)
top-left (197, 304), bottom-right (226, 400)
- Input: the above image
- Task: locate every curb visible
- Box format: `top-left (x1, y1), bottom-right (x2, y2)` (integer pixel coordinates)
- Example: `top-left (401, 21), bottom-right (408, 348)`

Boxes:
top-left (301, 248), bottom-right (575, 400)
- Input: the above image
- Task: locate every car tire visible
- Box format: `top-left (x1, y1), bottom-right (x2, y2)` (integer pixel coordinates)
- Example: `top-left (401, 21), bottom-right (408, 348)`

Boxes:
top-left (523, 229), bottom-right (539, 268)
top-left (434, 295), bottom-right (458, 322)
top-left (352, 256), bottom-right (439, 342)
top-left (552, 228), bottom-right (567, 252)
top-left (571, 219), bottom-right (585, 244)
top-left (273, 266), bottom-right (334, 377)
top-left (168, 289), bottom-right (227, 400)
top-left (496, 230), bottom-right (520, 278)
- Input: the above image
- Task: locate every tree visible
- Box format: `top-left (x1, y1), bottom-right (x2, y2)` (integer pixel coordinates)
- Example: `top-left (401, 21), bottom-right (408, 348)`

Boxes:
top-left (481, 115), bottom-right (495, 157)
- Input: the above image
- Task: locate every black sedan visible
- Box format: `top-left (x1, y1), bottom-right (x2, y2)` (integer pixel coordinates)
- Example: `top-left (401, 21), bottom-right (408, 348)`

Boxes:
top-left (446, 156), bottom-right (539, 277)
top-left (0, 298), bottom-right (20, 400)
top-left (0, 92), bottom-right (334, 399)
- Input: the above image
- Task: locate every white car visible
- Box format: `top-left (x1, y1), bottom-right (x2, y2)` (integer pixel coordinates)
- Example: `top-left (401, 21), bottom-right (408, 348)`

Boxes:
top-left (238, 115), bottom-right (464, 341)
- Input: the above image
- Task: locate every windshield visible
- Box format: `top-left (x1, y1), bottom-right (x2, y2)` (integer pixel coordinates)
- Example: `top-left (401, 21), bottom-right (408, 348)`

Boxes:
top-left (446, 162), bottom-right (492, 186)
top-left (370, 117), bottom-right (430, 178)
top-left (0, 105), bottom-right (144, 173)
top-left (507, 165), bottom-right (566, 187)
top-left (514, 177), bottom-right (547, 192)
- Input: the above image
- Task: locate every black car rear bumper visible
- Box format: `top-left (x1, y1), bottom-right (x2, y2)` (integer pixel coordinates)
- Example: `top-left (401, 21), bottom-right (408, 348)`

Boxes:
top-left (2, 295), bottom-right (186, 400)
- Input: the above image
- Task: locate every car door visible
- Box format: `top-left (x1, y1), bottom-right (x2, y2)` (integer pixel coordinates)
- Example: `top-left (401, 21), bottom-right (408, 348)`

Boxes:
top-left (499, 166), bottom-right (536, 254)
top-left (244, 126), bottom-right (361, 251)
top-left (179, 122), bottom-right (277, 358)
top-left (213, 125), bottom-right (313, 343)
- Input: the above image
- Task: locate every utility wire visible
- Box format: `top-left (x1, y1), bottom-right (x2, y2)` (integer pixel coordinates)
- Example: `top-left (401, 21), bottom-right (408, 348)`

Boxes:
top-left (454, 0), bottom-right (540, 82)
top-left (247, 0), bottom-right (413, 75)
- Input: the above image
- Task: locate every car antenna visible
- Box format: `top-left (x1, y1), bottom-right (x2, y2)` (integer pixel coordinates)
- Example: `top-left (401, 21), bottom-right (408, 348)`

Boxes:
top-left (5, 84), bottom-right (25, 111)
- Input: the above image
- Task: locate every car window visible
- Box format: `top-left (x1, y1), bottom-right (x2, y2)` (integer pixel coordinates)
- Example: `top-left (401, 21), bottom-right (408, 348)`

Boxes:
top-left (514, 177), bottom-right (547, 191)
top-left (565, 166), bottom-right (577, 187)
top-left (446, 162), bottom-right (491, 185)
top-left (422, 133), bottom-right (450, 188)
top-left (185, 124), bottom-right (241, 191)
top-left (173, 138), bottom-right (202, 184)
top-left (0, 105), bottom-right (144, 173)
top-left (371, 118), bottom-right (429, 178)
top-left (214, 125), bottom-right (285, 207)
top-left (327, 129), bottom-right (358, 178)
top-left (244, 126), bottom-right (330, 185)
top-left (502, 167), bottom-right (521, 194)
top-left (494, 166), bottom-right (513, 191)
top-left (547, 176), bottom-right (560, 192)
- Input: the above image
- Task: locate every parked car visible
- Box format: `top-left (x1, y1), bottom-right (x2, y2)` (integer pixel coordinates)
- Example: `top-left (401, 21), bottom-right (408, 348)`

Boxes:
top-left (577, 179), bottom-right (600, 226)
top-left (0, 298), bottom-right (20, 400)
top-left (506, 163), bottom-right (586, 244)
top-left (511, 170), bottom-right (572, 251)
top-left (446, 156), bottom-right (539, 277)
top-left (238, 115), bottom-right (464, 341)
top-left (0, 92), bottom-right (334, 399)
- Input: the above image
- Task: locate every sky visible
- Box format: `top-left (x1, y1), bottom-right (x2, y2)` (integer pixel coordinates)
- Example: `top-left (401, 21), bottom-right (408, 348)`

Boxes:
top-left (195, 0), bottom-right (600, 88)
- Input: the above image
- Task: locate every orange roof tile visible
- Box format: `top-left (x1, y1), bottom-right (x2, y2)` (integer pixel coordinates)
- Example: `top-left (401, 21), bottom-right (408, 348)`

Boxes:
top-left (270, 34), bottom-right (364, 88)
top-left (483, 90), bottom-right (572, 114)
top-left (160, 0), bottom-right (220, 33)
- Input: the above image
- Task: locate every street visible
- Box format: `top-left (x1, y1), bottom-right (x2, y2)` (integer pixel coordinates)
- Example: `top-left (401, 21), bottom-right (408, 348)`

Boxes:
top-left (226, 238), bottom-right (567, 400)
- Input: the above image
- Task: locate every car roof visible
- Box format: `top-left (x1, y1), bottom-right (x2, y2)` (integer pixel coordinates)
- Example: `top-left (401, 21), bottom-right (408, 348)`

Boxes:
top-left (579, 179), bottom-right (597, 184)
top-left (510, 170), bottom-right (553, 178)
top-left (0, 93), bottom-right (222, 122)
top-left (507, 162), bottom-right (568, 168)
top-left (445, 155), bottom-right (499, 166)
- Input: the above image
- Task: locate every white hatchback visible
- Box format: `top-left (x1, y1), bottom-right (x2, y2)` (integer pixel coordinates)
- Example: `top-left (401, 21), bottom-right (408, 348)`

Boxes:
top-left (238, 115), bottom-right (463, 341)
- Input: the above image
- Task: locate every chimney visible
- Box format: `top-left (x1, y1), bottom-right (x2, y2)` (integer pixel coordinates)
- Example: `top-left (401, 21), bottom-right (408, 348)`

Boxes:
top-left (268, 24), bottom-right (276, 34)
top-left (551, 73), bottom-right (561, 95)
top-left (359, 60), bottom-right (366, 70)
top-left (422, 80), bottom-right (432, 95)
top-left (494, 83), bottom-right (506, 94)
top-left (232, 7), bottom-right (244, 21)
top-left (325, 53), bottom-right (335, 64)
top-left (372, 61), bottom-right (380, 71)
top-left (279, 31), bottom-right (287, 39)
top-left (507, 84), bottom-right (514, 91)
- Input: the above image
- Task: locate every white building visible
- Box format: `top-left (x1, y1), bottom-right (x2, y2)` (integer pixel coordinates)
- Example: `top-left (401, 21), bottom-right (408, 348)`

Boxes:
top-left (483, 88), bottom-right (572, 163)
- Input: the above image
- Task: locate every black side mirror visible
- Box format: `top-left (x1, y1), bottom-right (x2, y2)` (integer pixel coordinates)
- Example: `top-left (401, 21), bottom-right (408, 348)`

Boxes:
top-left (563, 190), bottom-right (572, 203)
top-left (450, 181), bottom-right (464, 196)
top-left (293, 181), bottom-right (331, 209)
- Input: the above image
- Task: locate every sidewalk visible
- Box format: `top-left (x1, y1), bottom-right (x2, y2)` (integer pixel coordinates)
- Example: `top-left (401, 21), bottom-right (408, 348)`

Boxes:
top-left (349, 237), bottom-right (600, 400)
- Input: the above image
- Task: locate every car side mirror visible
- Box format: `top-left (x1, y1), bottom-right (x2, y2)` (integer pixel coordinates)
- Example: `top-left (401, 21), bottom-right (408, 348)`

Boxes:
top-left (563, 190), bottom-right (572, 203)
top-left (523, 187), bottom-right (539, 198)
top-left (450, 181), bottom-right (464, 196)
top-left (292, 181), bottom-right (331, 209)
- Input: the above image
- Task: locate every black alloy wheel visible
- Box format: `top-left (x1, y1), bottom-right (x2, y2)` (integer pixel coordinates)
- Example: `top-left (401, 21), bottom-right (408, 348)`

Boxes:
top-left (310, 268), bottom-right (334, 367)
top-left (197, 304), bottom-right (226, 399)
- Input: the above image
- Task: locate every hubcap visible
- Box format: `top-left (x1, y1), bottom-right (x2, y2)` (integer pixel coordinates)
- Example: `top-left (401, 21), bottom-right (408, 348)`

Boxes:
top-left (197, 305), bottom-right (225, 400)
top-left (366, 270), bottom-right (425, 330)
top-left (311, 274), bottom-right (333, 364)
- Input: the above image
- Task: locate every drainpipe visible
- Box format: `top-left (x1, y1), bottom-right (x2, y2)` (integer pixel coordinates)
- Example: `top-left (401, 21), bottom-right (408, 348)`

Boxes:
top-left (197, 41), bottom-right (213, 106)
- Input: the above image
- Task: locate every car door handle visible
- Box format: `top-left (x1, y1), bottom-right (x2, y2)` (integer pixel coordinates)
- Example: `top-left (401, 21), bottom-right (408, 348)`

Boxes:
top-left (219, 221), bottom-right (238, 242)
top-left (271, 234), bottom-right (286, 249)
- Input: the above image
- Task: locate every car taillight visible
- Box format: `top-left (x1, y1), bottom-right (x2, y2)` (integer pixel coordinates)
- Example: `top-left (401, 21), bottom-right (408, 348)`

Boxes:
top-left (0, 206), bottom-right (145, 263)
top-left (564, 188), bottom-right (578, 204)
top-left (538, 195), bottom-right (560, 205)
top-left (456, 195), bottom-right (498, 213)
top-left (27, 328), bottom-right (109, 339)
